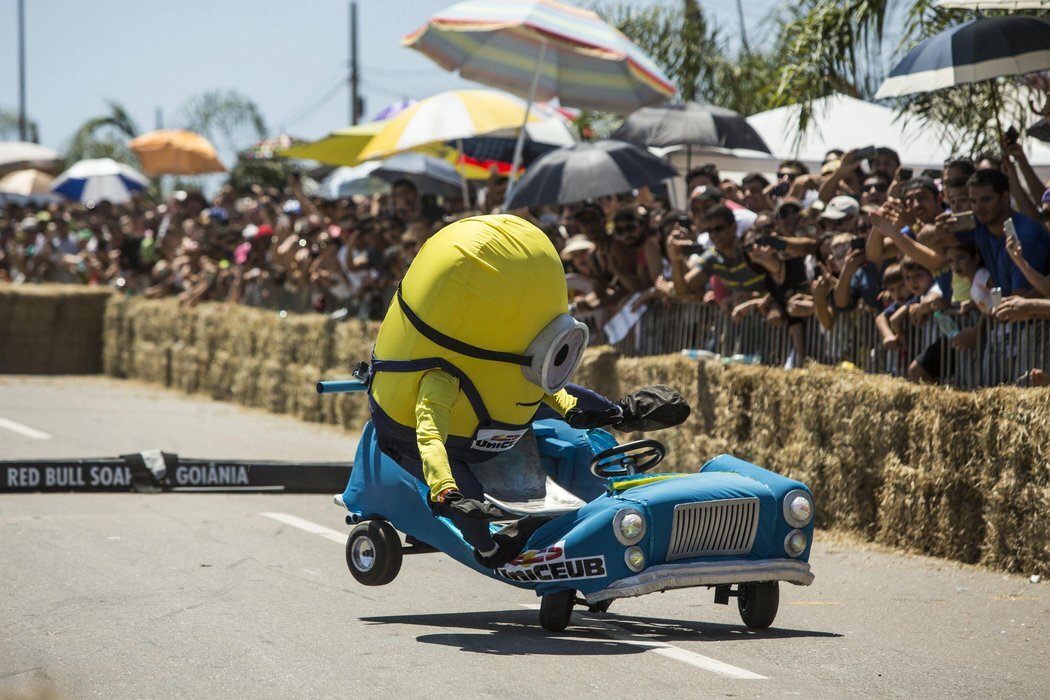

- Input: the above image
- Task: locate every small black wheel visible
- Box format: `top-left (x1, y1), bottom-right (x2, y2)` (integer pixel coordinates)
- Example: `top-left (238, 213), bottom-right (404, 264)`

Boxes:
top-left (737, 581), bottom-right (779, 629)
top-left (539, 589), bottom-right (576, 632)
top-left (345, 521), bottom-right (403, 586)
top-left (589, 439), bottom-right (666, 478)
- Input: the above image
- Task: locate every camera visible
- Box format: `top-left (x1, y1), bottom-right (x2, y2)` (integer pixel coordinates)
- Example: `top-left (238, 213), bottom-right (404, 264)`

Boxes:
top-left (897, 168), bottom-right (913, 181)
top-left (850, 236), bottom-right (867, 251)
top-left (1005, 126), bottom-right (1020, 146)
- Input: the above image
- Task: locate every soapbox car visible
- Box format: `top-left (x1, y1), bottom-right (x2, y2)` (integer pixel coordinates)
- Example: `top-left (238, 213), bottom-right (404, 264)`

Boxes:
top-left (321, 380), bottom-right (815, 632)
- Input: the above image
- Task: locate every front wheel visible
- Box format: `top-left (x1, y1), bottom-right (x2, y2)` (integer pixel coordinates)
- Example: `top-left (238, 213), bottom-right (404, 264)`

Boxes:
top-left (539, 589), bottom-right (576, 632)
top-left (737, 581), bottom-right (779, 629)
top-left (345, 520), bottom-right (403, 586)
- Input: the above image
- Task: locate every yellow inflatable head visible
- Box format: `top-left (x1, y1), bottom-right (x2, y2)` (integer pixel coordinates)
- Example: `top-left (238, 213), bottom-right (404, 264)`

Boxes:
top-left (372, 214), bottom-right (588, 429)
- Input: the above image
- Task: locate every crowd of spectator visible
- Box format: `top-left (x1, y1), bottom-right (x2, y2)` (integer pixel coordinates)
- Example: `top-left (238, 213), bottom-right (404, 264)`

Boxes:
top-left (2, 136), bottom-right (1050, 386)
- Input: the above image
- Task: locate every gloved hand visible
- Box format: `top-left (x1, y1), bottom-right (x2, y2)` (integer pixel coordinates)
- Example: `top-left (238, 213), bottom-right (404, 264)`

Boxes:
top-left (565, 405), bottom-right (623, 430)
top-left (443, 490), bottom-right (507, 520)
top-left (613, 385), bottom-right (691, 432)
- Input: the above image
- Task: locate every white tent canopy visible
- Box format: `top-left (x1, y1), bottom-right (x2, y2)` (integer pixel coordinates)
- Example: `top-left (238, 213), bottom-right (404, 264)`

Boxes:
top-left (745, 94), bottom-right (962, 172)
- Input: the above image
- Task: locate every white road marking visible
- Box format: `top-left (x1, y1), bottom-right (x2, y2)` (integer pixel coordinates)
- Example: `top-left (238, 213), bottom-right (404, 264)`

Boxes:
top-left (261, 512), bottom-right (346, 544)
top-left (264, 511), bottom-right (766, 680)
top-left (0, 417), bottom-right (52, 440)
top-left (519, 603), bottom-right (767, 680)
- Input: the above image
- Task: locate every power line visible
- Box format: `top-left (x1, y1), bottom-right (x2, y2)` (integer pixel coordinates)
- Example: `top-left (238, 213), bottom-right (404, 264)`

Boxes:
top-left (281, 77), bottom-right (349, 130)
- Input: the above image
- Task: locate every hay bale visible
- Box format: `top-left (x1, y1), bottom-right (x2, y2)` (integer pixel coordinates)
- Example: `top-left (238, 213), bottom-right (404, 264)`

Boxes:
top-left (983, 472), bottom-right (1050, 575)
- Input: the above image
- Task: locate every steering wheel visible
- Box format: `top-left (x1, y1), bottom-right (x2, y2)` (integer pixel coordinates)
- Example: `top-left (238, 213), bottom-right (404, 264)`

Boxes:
top-left (589, 439), bottom-right (666, 478)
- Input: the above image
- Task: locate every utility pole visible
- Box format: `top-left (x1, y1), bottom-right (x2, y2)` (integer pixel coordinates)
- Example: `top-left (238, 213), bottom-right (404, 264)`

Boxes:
top-left (18, 0), bottom-right (28, 141)
top-left (156, 107), bottom-right (164, 130)
top-left (349, 1), bottom-right (361, 125)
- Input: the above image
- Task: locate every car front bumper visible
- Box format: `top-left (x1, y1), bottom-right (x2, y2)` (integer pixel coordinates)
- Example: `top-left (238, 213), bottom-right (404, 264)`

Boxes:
top-left (583, 558), bottom-right (814, 604)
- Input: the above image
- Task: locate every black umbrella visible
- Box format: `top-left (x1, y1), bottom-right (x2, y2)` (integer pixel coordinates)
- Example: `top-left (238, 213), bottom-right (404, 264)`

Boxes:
top-left (505, 140), bottom-right (678, 209)
top-left (611, 102), bottom-right (772, 155)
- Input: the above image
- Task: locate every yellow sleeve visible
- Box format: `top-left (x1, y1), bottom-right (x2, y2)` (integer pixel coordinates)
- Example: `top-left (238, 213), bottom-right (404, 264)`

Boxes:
top-left (542, 388), bottom-right (578, 416)
top-left (415, 369), bottom-right (460, 500)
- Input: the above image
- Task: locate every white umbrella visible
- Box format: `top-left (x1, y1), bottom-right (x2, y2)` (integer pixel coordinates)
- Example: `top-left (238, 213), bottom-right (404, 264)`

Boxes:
top-left (0, 141), bottom-right (62, 175)
top-left (318, 162), bottom-right (388, 200)
top-left (0, 168), bottom-right (55, 196)
top-left (51, 158), bottom-right (150, 204)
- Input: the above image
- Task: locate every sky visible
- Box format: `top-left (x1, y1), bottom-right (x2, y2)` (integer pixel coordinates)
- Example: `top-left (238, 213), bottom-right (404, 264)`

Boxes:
top-left (0, 0), bottom-right (782, 160)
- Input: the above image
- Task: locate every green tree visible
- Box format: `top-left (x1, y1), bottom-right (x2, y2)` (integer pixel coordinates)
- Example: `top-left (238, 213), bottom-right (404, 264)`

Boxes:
top-left (63, 100), bottom-right (141, 167)
top-left (599, 0), bottom-right (1050, 157)
top-left (0, 108), bottom-right (39, 142)
top-left (177, 89), bottom-right (268, 156)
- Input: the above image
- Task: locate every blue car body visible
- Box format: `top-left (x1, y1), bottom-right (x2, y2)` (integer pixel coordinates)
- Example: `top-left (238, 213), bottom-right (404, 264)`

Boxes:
top-left (337, 418), bottom-right (814, 604)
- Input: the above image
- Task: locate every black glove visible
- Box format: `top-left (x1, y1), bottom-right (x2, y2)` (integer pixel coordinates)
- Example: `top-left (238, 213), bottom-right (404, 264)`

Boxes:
top-left (614, 385), bottom-right (691, 432)
top-left (443, 491), bottom-right (507, 520)
top-left (565, 405), bottom-right (623, 430)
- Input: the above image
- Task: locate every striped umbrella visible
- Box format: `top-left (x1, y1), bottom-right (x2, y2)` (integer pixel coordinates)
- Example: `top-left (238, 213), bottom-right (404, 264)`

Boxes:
top-left (874, 15), bottom-right (1050, 98)
top-left (403, 0), bottom-right (675, 114)
top-left (51, 158), bottom-right (150, 204)
top-left (404, 0), bottom-right (675, 204)
top-left (355, 89), bottom-right (545, 162)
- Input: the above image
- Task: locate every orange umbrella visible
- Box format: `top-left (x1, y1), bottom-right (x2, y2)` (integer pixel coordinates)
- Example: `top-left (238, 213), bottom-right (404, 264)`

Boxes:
top-left (128, 129), bottom-right (225, 176)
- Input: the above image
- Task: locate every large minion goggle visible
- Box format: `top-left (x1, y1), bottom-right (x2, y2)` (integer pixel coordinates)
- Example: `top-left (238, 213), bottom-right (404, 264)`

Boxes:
top-left (396, 286), bottom-right (588, 394)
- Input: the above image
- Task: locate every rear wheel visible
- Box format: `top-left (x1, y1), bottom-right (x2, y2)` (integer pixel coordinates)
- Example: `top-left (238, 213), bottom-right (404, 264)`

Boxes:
top-left (345, 521), bottom-right (403, 586)
top-left (737, 581), bottom-right (779, 629)
top-left (539, 589), bottom-right (576, 632)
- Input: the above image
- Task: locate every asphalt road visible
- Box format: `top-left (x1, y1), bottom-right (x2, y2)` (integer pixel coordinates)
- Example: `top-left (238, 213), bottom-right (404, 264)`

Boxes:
top-left (1, 376), bottom-right (1047, 699)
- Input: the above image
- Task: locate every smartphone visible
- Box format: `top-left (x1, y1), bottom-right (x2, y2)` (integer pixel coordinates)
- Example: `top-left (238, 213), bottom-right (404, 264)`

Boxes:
top-left (1005, 126), bottom-right (1019, 146)
top-left (952, 211), bottom-right (976, 232)
top-left (771, 181), bottom-right (790, 197)
top-left (850, 236), bottom-right (867, 251)
top-left (1004, 217), bottom-right (1019, 244)
top-left (680, 244), bottom-right (706, 255)
top-left (990, 287), bottom-right (1003, 308)
top-left (898, 168), bottom-right (914, 181)
top-left (676, 214), bottom-right (693, 229)
top-left (755, 234), bottom-right (788, 251)
top-left (853, 145), bottom-right (877, 161)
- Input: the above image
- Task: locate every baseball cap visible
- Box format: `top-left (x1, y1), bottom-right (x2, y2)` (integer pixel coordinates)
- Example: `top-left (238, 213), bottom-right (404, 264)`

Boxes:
top-left (773, 197), bottom-right (803, 216)
top-left (819, 195), bottom-right (860, 221)
top-left (282, 199), bottom-right (302, 215)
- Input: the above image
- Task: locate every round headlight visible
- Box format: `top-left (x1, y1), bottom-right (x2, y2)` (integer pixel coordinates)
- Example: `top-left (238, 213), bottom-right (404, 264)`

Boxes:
top-left (783, 489), bottom-right (814, 528)
top-left (612, 508), bottom-right (646, 545)
top-left (625, 546), bottom-right (646, 572)
top-left (784, 529), bottom-right (807, 557)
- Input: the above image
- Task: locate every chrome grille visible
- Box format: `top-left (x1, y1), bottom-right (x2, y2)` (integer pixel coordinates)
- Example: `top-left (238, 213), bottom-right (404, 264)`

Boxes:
top-left (667, 498), bottom-right (760, 560)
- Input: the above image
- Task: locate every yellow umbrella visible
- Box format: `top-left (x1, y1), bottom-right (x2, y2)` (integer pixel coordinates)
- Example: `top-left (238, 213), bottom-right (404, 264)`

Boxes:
top-left (357, 89), bottom-right (543, 162)
top-left (128, 129), bottom-right (225, 176)
top-left (276, 121), bottom-right (387, 166)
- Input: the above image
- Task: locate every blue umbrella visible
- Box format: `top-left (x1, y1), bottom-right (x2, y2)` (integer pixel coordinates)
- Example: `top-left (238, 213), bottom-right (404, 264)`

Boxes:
top-left (874, 15), bottom-right (1050, 98)
top-left (51, 158), bottom-right (150, 204)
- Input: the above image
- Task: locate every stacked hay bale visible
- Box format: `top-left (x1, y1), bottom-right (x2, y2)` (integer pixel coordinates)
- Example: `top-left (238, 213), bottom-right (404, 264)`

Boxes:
top-left (0, 284), bottom-right (112, 373)
top-left (99, 300), bottom-right (1048, 576)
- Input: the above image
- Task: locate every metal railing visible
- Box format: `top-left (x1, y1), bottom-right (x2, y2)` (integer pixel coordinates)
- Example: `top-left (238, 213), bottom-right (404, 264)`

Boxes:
top-left (578, 300), bottom-right (1050, 389)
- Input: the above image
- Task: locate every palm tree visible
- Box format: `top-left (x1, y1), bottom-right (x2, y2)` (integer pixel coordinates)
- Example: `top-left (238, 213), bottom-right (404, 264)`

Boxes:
top-left (598, 0), bottom-right (1050, 156)
top-left (177, 89), bottom-right (268, 156)
top-left (63, 100), bottom-right (141, 167)
top-left (0, 108), bottom-right (39, 142)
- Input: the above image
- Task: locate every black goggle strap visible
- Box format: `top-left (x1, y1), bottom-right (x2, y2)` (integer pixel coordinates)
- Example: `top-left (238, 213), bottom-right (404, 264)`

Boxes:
top-left (396, 285), bottom-right (531, 367)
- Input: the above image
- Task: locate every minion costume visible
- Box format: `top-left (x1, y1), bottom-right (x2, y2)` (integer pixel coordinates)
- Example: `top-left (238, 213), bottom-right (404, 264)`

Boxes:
top-left (366, 214), bottom-right (615, 567)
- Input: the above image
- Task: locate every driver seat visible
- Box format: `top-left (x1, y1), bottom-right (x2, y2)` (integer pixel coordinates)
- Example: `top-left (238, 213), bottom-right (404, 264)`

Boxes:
top-left (472, 431), bottom-right (587, 517)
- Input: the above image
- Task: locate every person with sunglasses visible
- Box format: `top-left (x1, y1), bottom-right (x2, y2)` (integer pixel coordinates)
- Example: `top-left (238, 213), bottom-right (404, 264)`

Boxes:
top-left (668, 205), bottom-right (769, 308)
top-left (606, 206), bottom-right (663, 296)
